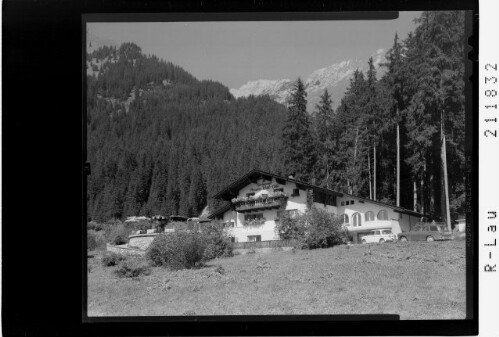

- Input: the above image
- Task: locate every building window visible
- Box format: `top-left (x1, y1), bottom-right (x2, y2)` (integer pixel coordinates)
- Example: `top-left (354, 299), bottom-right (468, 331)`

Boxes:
top-left (351, 200), bottom-right (355, 205)
top-left (274, 188), bottom-right (284, 193)
top-left (324, 195), bottom-right (336, 207)
top-left (341, 201), bottom-right (345, 206)
top-left (346, 201), bottom-right (350, 205)
top-left (225, 221), bottom-right (235, 228)
top-left (276, 209), bottom-right (298, 220)
top-left (365, 211), bottom-right (375, 222)
top-left (230, 237), bottom-right (236, 243)
top-left (291, 188), bottom-right (300, 197)
top-left (248, 235), bottom-right (261, 242)
top-left (352, 212), bottom-right (361, 227)
top-left (245, 213), bottom-right (264, 221)
top-left (341, 214), bottom-right (349, 224)
top-left (261, 193), bottom-right (268, 199)
top-left (377, 210), bottom-right (388, 220)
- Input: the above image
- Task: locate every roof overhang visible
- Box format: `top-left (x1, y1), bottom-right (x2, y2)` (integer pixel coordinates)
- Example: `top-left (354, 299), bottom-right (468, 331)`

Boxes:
top-left (211, 169), bottom-right (424, 218)
top-left (394, 209), bottom-right (426, 218)
top-left (207, 203), bottom-right (232, 219)
top-left (213, 169), bottom-right (342, 201)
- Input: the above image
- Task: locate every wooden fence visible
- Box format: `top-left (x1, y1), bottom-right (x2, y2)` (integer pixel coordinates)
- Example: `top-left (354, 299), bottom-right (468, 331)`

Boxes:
top-left (232, 239), bottom-right (299, 250)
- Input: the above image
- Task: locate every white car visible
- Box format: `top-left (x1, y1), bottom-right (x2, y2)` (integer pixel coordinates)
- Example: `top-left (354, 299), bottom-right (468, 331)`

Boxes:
top-left (361, 229), bottom-right (397, 244)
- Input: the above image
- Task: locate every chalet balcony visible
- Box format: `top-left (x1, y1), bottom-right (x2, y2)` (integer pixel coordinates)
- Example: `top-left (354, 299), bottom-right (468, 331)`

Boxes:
top-left (233, 196), bottom-right (287, 213)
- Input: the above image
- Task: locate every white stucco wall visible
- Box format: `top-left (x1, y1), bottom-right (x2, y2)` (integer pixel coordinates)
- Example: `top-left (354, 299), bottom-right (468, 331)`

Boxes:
top-left (336, 196), bottom-right (421, 236)
top-left (216, 177), bottom-right (421, 242)
top-left (219, 177), bottom-right (310, 242)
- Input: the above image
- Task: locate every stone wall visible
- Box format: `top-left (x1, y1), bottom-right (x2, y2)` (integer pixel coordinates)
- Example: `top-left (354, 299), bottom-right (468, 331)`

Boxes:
top-left (127, 234), bottom-right (159, 250)
top-left (106, 244), bottom-right (145, 256)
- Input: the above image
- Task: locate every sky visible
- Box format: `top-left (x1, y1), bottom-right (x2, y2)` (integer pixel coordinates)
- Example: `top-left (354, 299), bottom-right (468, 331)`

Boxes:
top-left (88, 12), bottom-right (422, 89)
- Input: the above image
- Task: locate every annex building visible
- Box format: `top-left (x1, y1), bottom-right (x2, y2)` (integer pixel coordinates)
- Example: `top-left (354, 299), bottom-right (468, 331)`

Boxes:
top-left (209, 169), bottom-right (424, 244)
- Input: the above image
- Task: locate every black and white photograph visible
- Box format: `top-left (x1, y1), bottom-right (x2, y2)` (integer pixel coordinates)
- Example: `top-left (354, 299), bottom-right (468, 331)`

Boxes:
top-left (85, 11), bottom-right (470, 319)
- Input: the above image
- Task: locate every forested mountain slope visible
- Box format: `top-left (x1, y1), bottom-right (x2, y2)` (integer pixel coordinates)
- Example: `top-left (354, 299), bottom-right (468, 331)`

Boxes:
top-left (87, 43), bottom-right (287, 221)
top-left (87, 11), bottom-right (467, 223)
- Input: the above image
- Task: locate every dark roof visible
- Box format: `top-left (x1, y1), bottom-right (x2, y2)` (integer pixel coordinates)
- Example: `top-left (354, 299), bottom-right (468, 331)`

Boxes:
top-left (213, 169), bottom-right (342, 200)
top-left (210, 169), bottom-right (425, 219)
top-left (337, 191), bottom-right (427, 217)
top-left (170, 215), bottom-right (189, 222)
top-left (208, 203), bottom-right (232, 219)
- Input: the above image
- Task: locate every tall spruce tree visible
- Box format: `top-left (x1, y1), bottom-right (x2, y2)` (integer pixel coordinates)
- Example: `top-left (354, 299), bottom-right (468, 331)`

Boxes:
top-left (314, 89), bottom-right (335, 187)
top-left (403, 11), bottom-right (465, 218)
top-left (281, 78), bottom-right (317, 182)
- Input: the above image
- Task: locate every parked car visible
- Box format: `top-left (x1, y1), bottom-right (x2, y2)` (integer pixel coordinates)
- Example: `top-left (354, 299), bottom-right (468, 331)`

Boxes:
top-left (361, 229), bottom-right (398, 244)
top-left (398, 223), bottom-right (453, 242)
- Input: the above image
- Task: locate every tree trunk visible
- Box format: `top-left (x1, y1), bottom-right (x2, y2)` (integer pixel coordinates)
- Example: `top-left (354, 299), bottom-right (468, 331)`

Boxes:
top-left (353, 127), bottom-right (359, 163)
top-left (413, 180), bottom-right (417, 212)
top-left (373, 141), bottom-right (377, 201)
top-left (396, 120), bottom-right (400, 207)
top-left (441, 110), bottom-right (452, 231)
top-left (430, 168), bottom-right (435, 216)
top-left (352, 127), bottom-right (359, 195)
top-left (420, 171), bottom-right (425, 214)
top-left (368, 148), bottom-right (372, 199)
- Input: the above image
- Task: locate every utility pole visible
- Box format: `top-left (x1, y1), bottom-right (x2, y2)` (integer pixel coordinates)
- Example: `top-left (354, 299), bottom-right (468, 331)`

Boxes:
top-left (441, 110), bottom-right (452, 232)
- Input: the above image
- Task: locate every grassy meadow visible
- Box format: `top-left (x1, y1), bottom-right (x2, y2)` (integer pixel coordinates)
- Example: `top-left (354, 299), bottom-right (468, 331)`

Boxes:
top-left (87, 240), bottom-right (466, 319)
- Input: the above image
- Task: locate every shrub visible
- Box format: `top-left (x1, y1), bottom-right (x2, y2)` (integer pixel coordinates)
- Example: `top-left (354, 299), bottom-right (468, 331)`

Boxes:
top-left (87, 230), bottom-right (106, 251)
top-left (102, 252), bottom-right (126, 267)
top-left (114, 257), bottom-right (151, 278)
top-left (107, 223), bottom-right (132, 245)
top-left (88, 221), bottom-right (104, 232)
top-left (201, 222), bottom-right (233, 260)
top-left (146, 232), bottom-right (206, 270)
top-left (275, 213), bottom-right (305, 240)
top-left (301, 207), bottom-right (344, 249)
top-left (275, 208), bottom-right (344, 249)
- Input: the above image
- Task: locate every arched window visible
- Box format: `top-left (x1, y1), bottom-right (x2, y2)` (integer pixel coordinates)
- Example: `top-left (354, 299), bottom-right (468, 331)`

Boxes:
top-left (352, 212), bottom-right (362, 227)
top-left (341, 214), bottom-right (349, 224)
top-left (377, 210), bottom-right (388, 220)
top-left (365, 211), bottom-right (375, 222)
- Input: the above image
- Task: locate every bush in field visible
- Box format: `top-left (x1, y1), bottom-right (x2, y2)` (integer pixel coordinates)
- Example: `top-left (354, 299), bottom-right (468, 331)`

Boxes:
top-left (275, 208), bottom-right (344, 249)
top-left (108, 223), bottom-right (132, 245)
top-left (301, 207), bottom-right (344, 249)
top-left (146, 232), bottom-right (206, 270)
top-left (102, 252), bottom-right (126, 267)
top-left (114, 257), bottom-right (151, 278)
top-left (88, 221), bottom-right (104, 232)
top-left (87, 230), bottom-right (107, 251)
top-left (201, 222), bottom-right (233, 260)
top-left (275, 213), bottom-right (306, 240)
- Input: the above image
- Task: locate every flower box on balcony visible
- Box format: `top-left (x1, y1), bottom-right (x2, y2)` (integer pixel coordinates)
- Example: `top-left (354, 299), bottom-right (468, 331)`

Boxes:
top-left (233, 195), bottom-right (287, 212)
top-left (244, 218), bottom-right (266, 226)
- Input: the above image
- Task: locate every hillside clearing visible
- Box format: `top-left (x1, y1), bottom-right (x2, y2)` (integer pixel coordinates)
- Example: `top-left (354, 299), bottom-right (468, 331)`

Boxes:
top-left (87, 240), bottom-right (466, 319)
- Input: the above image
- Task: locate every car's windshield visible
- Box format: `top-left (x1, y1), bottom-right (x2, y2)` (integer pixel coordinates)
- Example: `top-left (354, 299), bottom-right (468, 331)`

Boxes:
top-left (381, 230), bottom-right (392, 234)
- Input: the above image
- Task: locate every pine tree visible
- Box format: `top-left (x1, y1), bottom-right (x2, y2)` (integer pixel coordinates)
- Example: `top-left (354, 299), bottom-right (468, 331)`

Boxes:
top-left (314, 89), bottom-right (335, 187)
top-left (281, 78), bottom-right (317, 182)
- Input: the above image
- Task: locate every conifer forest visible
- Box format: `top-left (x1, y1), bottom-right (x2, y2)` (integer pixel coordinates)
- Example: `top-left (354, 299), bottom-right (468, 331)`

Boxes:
top-left (86, 11), bottom-right (466, 222)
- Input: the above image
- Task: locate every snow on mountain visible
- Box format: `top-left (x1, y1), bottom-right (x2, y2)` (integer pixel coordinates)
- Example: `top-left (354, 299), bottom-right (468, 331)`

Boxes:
top-left (230, 49), bottom-right (387, 112)
top-left (229, 79), bottom-right (294, 105)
